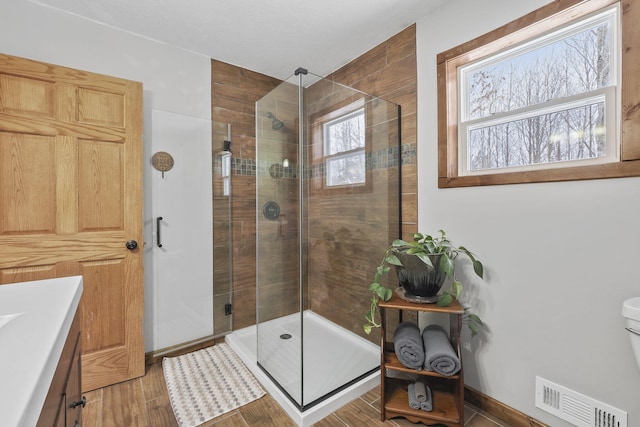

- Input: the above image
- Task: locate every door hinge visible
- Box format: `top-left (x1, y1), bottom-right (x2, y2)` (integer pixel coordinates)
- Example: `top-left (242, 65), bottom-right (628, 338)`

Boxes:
top-left (224, 303), bottom-right (232, 316)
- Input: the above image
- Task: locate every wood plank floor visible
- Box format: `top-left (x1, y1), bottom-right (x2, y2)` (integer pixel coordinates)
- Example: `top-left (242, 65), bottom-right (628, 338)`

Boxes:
top-left (82, 362), bottom-right (515, 427)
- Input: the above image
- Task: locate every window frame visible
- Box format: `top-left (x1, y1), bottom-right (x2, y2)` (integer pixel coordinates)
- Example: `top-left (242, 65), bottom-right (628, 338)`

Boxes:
top-left (461, 87), bottom-right (618, 175)
top-left (323, 107), bottom-right (367, 187)
top-left (309, 98), bottom-right (372, 195)
top-left (437, 0), bottom-right (640, 188)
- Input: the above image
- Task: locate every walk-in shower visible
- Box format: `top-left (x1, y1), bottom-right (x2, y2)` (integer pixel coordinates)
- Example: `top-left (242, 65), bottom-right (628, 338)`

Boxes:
top-left (227, 68), bottom-right (400, 426)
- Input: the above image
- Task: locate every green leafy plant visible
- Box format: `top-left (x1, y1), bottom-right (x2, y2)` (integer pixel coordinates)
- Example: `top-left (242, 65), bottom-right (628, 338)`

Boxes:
top-left (364, 230), bottom-right (485, 336)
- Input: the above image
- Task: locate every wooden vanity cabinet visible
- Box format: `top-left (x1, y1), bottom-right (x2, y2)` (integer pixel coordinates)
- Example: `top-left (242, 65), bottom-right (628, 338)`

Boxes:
top-left (36, 310), bottom-right (83, 427)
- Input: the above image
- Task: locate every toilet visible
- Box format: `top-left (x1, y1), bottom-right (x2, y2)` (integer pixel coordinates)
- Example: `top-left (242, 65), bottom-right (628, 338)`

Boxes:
top-left (622, 297), bottom-right (640, 371)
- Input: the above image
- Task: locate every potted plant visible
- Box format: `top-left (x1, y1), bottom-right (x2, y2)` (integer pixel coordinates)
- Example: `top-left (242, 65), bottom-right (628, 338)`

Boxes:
top-left (364, 230), bottom-right (485, 335)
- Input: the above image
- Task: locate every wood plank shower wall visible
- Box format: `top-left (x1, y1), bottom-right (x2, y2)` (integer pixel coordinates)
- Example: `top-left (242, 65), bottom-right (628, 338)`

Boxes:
top-left (211, 25), bottom-right (418, 342)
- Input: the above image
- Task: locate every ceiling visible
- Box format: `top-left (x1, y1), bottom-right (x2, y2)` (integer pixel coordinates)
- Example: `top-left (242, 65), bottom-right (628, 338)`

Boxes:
top-left (29, 0), bottom-right (448, 80)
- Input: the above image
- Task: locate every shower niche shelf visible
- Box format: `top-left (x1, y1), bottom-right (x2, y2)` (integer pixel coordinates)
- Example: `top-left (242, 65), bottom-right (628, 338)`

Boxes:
top-left (379, 295), bottom-right (464, 426)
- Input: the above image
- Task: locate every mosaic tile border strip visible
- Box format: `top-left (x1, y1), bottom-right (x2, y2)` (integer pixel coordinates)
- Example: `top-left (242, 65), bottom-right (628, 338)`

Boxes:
top-left (219, 143), bottom-right (416, 178)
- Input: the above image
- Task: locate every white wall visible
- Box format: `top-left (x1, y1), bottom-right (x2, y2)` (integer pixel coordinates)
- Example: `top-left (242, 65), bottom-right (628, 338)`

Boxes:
top-left (0, 0), bottom-right (214, 352)
top-left (417, 1), bottom-right (640, 425)
top-left (149, 110), bottom-right (213, 351)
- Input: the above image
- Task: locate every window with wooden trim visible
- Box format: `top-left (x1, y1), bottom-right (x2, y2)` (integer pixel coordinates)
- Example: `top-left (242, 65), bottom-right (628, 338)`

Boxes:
top-left (309, 98), bottom-right (372, 195)
top-left (437, 0), bottom-right (640, 187)
top-left (324, 107), bottom-right (366, 187)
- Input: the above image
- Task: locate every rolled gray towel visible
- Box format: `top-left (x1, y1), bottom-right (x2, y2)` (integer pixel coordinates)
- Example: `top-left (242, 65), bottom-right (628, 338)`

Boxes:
top-left (417, 380), bottom-right (433, 411)
top-left (393, 322), bottom-right (425, 370)
top-left (407, 383), bottom-right (420, 409)
top-left (422, 324), bottom-right (461, 376)
top-left (414, 379), bottom-right (427, 402)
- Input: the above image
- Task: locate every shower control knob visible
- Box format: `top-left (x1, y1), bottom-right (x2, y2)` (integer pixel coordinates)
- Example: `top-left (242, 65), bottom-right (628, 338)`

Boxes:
top-left (125, 240), bottom-right (138, 250)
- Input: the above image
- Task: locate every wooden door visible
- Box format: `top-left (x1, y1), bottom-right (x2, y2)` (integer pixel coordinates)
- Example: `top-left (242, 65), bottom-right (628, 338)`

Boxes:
top-left (0, 53), bottom-right (144, 391)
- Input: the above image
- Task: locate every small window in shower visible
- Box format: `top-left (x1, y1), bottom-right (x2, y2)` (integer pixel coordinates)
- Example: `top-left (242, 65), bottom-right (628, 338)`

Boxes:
top-left (323, 107), bottom-right (366, 187)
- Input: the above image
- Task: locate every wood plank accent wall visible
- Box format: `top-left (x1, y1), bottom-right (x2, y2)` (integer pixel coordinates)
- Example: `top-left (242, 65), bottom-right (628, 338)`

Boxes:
top-left (304, 81), bottom-right (401, 340)
top-left (211, 60), bottom-right (281, 329)
top-left (317, 25), bottom-right (418, 341)
top-left (328, 25), bottom-right (418, 241)
top-left (210, 25), bottom-right (418, 336)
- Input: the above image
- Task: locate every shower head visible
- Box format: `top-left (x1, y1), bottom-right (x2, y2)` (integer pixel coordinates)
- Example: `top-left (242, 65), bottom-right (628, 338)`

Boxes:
top-left (266, 112), bottom-right (284, 131)
top-left (272, 120), bottom-right (284, 130)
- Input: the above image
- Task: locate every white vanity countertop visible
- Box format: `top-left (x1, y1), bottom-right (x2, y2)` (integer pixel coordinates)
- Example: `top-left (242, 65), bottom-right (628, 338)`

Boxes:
top-left (0, 276), bottom-right (83, 427)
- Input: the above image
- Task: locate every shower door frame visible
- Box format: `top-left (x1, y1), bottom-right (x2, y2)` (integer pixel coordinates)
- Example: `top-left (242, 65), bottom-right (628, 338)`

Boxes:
top-left (255, 69), bottom-right (402, 412)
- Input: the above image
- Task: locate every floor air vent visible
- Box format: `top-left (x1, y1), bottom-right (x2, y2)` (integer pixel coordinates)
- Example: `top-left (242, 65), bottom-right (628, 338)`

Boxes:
top-left (535, 377), bottom-right (627, 427)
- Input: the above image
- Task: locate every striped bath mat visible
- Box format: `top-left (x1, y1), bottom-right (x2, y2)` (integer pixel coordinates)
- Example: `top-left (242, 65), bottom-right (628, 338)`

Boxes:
top-left (163, 343), bottom-right (265, 427)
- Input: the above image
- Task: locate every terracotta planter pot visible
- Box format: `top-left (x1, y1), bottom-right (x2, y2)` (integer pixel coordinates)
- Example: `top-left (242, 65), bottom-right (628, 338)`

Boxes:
top-left (395, 252), bottom-right (446, 298)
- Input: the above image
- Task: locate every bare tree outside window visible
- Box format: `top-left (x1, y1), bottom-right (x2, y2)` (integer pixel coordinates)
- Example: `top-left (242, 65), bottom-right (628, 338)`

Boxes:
top-left (324, 109), bottom-right (366, 186)
top-left (437, 0), bottom-right (640, 188)
top-left (459, 9), bottom-right (616, 173)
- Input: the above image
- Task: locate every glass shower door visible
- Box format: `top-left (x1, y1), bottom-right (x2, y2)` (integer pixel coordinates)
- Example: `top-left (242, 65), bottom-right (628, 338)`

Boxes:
top-left (213, 121), bottom-right (233, 336)
top-left (256, 69), bottom-right (400, 410)
top-left (302, 76), bottom-right (400, 408)
top-left (256, 75), bottom-right (304, 405)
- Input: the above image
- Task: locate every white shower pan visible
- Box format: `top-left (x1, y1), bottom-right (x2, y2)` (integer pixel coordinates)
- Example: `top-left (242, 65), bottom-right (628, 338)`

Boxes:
top-left (226, 310), bottom-right (379, 426)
